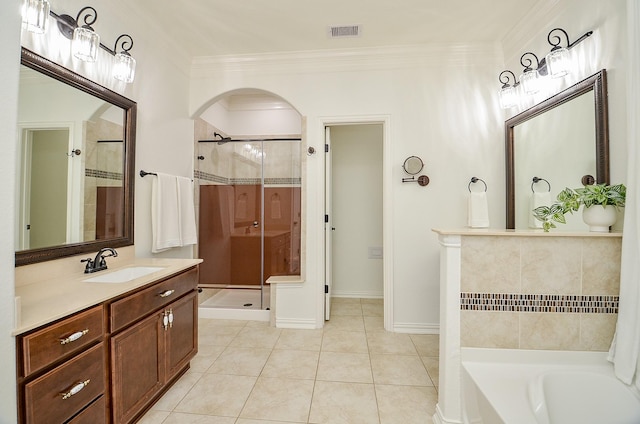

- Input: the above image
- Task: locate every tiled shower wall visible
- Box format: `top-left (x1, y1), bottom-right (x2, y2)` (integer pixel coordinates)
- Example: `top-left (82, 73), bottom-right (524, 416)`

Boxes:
top-left (459, 235), bottom-right (621, 351)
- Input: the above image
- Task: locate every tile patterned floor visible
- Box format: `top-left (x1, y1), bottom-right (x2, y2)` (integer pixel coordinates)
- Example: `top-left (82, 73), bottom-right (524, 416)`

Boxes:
top-left (140, 298), bottom-right (439, 424)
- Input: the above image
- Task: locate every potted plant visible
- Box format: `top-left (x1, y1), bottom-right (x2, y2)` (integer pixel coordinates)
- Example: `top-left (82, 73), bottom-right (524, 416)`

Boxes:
top-left (533, 183), bottom-right (626, 232)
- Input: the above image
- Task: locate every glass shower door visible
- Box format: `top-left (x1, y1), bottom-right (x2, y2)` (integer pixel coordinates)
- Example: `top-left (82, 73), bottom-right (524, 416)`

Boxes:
top-left (196, 138), bottom-right (301, 310)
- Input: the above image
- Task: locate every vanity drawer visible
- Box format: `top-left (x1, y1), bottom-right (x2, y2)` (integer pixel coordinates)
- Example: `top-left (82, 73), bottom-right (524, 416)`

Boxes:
top-left (110, 266), bottom-right (198, 332)
top-left (24, 343), bottom-right (105, 424)
top-left (20, 305), bottom-right (104, 377)
top-left (68, 395), bottom-right (106, 424)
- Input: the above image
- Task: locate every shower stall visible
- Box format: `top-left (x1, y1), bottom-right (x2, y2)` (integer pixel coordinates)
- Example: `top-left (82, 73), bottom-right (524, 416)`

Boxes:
top-left (195, 132), bottom-right (301, 317)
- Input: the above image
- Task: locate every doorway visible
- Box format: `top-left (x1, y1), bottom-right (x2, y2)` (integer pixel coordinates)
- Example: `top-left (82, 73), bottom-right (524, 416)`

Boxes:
top-left (325, 123), bottom-right (384, 320)
top-left (18, 128), bottom-right (70, 250)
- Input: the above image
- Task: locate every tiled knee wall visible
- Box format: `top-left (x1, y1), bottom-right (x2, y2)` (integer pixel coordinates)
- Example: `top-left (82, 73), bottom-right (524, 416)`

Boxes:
top-left (460, 235), bottom-right (621, 351)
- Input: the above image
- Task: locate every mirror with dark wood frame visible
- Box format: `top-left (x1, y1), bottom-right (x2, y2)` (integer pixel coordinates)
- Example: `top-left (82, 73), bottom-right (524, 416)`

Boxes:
top-left (505, 69), bottom-right (609, 229)
top-left (16, 47), bottom-right (136, 266)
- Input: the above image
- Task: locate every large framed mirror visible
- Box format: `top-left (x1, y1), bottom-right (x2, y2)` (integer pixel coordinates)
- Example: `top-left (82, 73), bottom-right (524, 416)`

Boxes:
top-left (16, 48), bottom-right (136, 266)
top-left (505, 69), bottom-right (609, 229)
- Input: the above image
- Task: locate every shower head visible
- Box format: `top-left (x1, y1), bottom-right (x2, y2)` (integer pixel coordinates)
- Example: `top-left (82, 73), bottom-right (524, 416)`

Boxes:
top-left (214, 132), bottom-right (232, 144)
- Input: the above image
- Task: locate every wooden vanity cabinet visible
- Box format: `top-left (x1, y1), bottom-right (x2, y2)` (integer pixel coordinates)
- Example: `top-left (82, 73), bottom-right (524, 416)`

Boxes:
top-left (16, 265), bottom-right (199, 424)
top-left (109, 267), bottom-right (198, 423)
top-left (16, 305), bottom-right (107, 424)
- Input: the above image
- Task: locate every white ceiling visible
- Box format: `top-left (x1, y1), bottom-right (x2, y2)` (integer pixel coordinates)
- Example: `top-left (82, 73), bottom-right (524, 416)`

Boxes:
top-left (127, 0), bottom-right (540, 58)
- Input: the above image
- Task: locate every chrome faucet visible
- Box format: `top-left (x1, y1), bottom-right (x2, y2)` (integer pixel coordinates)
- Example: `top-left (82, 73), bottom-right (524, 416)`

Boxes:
top-left (81, 248), bottom-right (118, 274)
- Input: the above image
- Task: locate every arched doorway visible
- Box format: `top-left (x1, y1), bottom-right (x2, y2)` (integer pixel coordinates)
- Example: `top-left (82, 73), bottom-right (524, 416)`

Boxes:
top-left (194, 89), bottom-right (303, 320)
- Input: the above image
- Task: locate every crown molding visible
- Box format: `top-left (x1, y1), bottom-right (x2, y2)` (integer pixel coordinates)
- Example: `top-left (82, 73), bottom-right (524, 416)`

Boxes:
top-left (191, 43), bottom-right (503, 78)
top-left (501, 0), bottom-right (573, 65)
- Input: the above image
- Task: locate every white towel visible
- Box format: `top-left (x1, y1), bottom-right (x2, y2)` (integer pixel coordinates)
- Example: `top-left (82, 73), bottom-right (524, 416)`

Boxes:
top-left (152, 173), bottom-right (181, 252)
top-left (529, 191), bottom-right (552, 228)
top-left (468, 191), bottom-right (490, 228)
top-left (177, 176), bottom-right (197, 246)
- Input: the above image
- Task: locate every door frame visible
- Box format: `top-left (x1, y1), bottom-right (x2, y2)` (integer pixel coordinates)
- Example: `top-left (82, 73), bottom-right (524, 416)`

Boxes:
top-left (319, 115), bottom-right (393, 331)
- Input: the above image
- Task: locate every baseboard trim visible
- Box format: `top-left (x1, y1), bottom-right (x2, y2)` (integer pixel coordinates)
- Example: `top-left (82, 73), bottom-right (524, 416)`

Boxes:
top-left (275, 317), bottom-right (318, 329)
top-left (331, 291), bottom-right (383, 299)
top-left (393, 322), bottom-right (440, 334)
top-left (432, 404), bottom-right (463, 424)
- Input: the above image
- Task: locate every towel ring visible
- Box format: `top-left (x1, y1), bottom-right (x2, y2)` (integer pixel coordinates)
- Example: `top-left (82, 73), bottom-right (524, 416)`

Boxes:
top-left (468, 177), bottom-right (487, 192)
top-left (531, 177), bottom-right (551, 193)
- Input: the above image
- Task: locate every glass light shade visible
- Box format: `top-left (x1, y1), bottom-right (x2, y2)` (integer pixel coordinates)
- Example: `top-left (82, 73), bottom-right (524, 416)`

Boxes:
top-left (72, 26), bottom-right (100, 62)
top-left (546, 47), bottom-right (571, 78)
top-left (499, 85), bottom-right (517, 109)
top-left (520, 69), bottom-right (541, 95)
top-left (113, 52), bottom-right (136, 83)
top-left (22, 0), bottom-right (50, 34)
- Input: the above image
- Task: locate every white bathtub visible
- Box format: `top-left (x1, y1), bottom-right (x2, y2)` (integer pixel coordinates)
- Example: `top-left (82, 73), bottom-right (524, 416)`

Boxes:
top-left (461, 348), bottom-right (640, 424)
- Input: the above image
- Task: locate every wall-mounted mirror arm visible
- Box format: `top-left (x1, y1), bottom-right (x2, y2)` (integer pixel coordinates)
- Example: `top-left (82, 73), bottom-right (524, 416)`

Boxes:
top-left (401, 156), bottom-right (429, 186)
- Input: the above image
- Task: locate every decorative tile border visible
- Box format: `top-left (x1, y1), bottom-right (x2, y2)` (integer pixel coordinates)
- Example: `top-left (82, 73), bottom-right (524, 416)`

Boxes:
top-left (85, 168), bottom-right (123, 181)
top-left (194, 170), bottom-right (228, 184)
top-left (194, 171), bottom-right (301, 186)
top-left (460, 292), bottom-right (618, 314)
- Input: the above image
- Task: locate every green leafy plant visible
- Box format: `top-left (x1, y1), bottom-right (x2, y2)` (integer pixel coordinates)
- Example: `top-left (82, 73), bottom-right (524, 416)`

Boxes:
top-left (533, 183), bottom-right (626, 231)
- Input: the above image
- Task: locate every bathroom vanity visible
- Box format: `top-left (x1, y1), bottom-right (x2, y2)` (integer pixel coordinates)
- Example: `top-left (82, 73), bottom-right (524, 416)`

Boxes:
top-left (14, 257), bottom-right (202, 424)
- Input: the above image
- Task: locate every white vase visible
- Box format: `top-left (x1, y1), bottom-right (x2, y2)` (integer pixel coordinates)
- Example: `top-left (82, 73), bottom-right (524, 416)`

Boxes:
top-left (582, 205), bottom-right (617, 232)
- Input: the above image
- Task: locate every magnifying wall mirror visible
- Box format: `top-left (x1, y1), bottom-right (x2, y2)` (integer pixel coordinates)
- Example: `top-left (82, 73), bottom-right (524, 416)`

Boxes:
top-left (402, 155), bottom-right (430, 186)
top-left (403, 156), bottom-right (424, 175)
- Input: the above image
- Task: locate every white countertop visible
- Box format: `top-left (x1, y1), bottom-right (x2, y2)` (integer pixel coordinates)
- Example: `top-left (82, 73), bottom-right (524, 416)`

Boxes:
top-left (14, 257), bottom-right (202, 336)
top-left (432, 228), bottom-right (623, 237)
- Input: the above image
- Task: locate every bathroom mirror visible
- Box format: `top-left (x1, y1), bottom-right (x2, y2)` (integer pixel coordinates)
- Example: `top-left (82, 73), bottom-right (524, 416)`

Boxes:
top-left (403, 156), bottom-right (424, 175)
top-left (15, 48), bottom-right (136, 266)
top-left (505, 70), bottom-right (609, 229)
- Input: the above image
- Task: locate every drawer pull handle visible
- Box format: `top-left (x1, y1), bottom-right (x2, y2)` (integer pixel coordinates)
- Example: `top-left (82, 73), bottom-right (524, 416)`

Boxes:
top-left (158, 289), bottom-right (175, 298)
top-left (61, 379), bottom-right (90, 400)
top-left (60, 329), bottom-right (89, 345)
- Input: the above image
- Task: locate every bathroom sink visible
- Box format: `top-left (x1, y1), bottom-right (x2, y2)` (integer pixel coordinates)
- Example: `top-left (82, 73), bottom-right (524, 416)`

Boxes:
top-left (83, 266), bottom-right (165, 283)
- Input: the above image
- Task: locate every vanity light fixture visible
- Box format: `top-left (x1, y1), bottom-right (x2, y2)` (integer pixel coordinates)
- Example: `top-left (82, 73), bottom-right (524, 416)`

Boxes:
top-left (498, 70), bottom-right (519, 109)
top-left (112, 34), bottom-right (136, 83)
top-left (498, 27), bottom-right (593, 109)
top-left (22, 0), bottom-right (50, 34)
top-left (53, 6), bottom-right (100, 62)
top-left (22, 2), bottom-right (137, 82)
top-left (546, 28), bottom-right (593, 78)
top-left (519, 52), bottom-right (542, 95)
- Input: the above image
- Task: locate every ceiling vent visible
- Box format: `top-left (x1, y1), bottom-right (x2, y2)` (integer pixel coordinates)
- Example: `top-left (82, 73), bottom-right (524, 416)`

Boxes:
top-left (328, 25), bottom-right (362, 38)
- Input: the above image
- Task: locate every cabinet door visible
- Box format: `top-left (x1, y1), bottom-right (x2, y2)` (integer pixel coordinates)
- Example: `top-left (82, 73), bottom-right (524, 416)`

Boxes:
top-left (165, 291), bottom-right (198, 379)
top-left (110, 312), bottom-right (164, 424)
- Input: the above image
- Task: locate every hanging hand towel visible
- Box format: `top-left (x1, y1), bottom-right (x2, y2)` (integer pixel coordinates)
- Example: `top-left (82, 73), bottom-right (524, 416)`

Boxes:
top-left (177, 176), bottom-right (198, 246)
top-left (528, 191), bottom-right (552, 228)
top-left (468, 191), bottom-right (490, 228)
top-left (151, 173), bottom-right (181, 252)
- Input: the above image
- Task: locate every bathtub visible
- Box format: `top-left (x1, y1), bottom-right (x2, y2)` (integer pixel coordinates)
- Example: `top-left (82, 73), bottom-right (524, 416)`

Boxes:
top-left (461, 348), bottom-right (640, 424)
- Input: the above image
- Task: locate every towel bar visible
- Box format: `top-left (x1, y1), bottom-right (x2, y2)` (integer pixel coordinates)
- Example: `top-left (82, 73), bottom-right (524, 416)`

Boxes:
top-left (140, 170), bottom-right (157, 177)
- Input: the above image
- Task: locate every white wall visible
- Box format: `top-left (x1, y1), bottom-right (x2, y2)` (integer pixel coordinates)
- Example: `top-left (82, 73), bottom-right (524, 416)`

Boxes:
top-left (0, 2), bottom-right (20, 421)
top-left (330, 124), bottom-right (384, 298)
top-left (190, 45), bottom-right (506, 331)
top-left (200, 96), bottom-right (302, 137)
